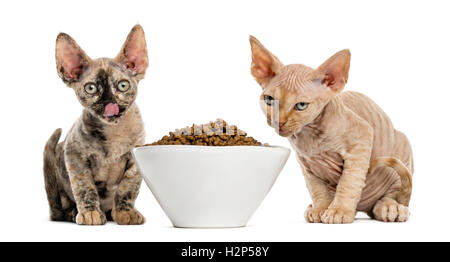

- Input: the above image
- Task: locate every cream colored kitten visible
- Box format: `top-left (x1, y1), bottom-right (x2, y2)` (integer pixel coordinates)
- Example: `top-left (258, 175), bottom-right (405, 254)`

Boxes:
top-left (249, 36), bottom-right (413, 223)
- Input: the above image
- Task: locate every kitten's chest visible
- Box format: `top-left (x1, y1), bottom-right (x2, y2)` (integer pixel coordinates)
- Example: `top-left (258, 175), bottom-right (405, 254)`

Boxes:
top-left (94, 125), bottom-right (144, 181)
top-left (289, 134), bottom-right (344, 187)
top-left (92, 114), bottom-right (145, 190)
top-left (103, 117), bottom-right (145, 156)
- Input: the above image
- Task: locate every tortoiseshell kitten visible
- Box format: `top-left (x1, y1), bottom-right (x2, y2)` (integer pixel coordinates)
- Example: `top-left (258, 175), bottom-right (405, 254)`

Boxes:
top-left (43, 25), bottom-right (148, 225)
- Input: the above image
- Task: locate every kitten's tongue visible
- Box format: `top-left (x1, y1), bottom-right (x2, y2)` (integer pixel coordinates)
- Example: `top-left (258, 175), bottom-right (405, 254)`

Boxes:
top-left (103, 103), bottom-right (119, 117)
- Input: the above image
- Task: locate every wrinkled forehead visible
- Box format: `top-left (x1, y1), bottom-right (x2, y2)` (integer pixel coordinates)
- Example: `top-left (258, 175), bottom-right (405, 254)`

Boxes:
top-left (266, 64), bottom-right (323, 101)
top-left (80, 58), bottom-right (127, 81)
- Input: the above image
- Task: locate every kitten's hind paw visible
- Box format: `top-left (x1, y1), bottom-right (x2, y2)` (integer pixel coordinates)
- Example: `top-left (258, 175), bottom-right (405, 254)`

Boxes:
top-left (75, 210), bottom-right (106, 225)
top-left (373, 198), bottom-right (409, 222)
top-left (112, 209), bottom-right (145, 225)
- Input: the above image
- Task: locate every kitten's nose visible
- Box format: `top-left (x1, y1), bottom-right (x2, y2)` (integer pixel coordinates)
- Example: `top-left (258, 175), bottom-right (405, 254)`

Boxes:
top-left (278, 122), bottom-right (286, 130)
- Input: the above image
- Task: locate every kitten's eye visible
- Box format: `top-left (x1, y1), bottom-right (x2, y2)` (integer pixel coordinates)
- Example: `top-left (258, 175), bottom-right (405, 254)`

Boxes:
top-left (264, 95), bottom-right (275, 106)
top-left (84, 83), bottom-right (98, 94)
top-left (294, 102), bottom-right (309, 111)
top-left (117, 80), bottom-right (130, 92)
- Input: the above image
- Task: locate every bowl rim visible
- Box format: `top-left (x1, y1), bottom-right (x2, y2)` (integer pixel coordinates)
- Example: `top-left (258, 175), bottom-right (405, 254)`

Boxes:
top-left (133, 144), bottom-right (291, 153)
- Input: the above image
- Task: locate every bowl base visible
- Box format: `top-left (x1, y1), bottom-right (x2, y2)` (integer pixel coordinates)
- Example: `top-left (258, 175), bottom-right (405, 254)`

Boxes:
top-left (173, 224), bottom-right (246, 229)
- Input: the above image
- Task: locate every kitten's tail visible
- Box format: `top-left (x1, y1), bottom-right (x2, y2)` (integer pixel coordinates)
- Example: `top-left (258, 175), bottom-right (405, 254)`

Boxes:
top-left (43, 128), bottom-right (63, 219)
top-left (368, 157), bottom-right (412, 206)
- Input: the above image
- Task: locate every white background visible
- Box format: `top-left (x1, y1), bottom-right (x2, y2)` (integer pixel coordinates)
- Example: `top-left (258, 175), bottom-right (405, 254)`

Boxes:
top-left (1, 0), bottom-right (449, 241)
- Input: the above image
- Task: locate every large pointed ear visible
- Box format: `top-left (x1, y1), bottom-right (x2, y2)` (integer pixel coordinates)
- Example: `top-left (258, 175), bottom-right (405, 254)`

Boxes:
top-left (115, 24), bottom-right (149, 77)
top-left (55, 33), bottom-right (91, 83)
top-left (311, 49), bottom-right (351, 93)
top-left (249, 36), bottom-right (283, 87)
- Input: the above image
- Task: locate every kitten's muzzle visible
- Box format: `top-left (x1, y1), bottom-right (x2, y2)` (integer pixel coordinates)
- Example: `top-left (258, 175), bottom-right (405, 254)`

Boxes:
top-left (97, 102), bottom-right (127, 122)
top-left (275, 122), bottom-right (293, 137)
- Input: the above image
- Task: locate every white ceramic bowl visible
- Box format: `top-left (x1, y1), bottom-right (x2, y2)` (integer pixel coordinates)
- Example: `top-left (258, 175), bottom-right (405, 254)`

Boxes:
top-left (132, 145), bottom-right (290, 228)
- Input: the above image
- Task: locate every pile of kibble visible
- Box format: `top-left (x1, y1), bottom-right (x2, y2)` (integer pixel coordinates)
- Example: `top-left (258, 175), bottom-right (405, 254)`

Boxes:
top-left (141, 119), bottom-right (267, 146)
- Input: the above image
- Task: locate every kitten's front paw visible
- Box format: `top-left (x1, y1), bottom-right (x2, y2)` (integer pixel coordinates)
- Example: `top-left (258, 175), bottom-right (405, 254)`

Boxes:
top-left (304, 204), bottom-right (327, 223)
top-left (75, 210), bottom-right (106, 225)
top-left (372, 199), bottom-right (409, 222)
top-left (112, 209), bottom-right (145, 225)
top-left (321, 206), bottom-right (355, 224)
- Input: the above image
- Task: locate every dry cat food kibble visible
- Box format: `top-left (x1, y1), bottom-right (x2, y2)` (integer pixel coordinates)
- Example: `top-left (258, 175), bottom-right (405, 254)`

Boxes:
top-left (142, 119), bottom-right (268, 146)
